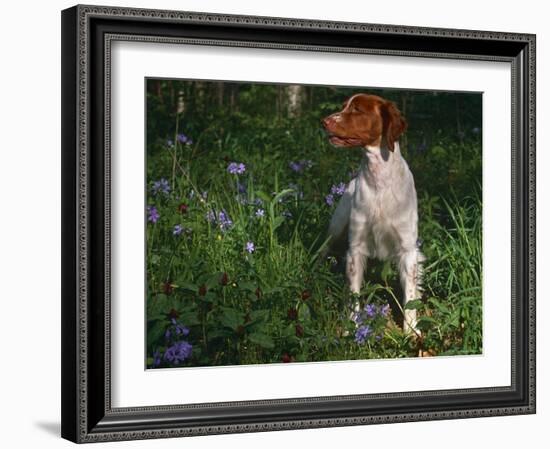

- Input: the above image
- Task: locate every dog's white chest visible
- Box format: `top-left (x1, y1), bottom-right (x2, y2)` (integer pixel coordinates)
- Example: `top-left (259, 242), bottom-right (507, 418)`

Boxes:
top-left (353, 174), bottom-right (397, 260)
top-left (364, 152), bottom-right (390, 190)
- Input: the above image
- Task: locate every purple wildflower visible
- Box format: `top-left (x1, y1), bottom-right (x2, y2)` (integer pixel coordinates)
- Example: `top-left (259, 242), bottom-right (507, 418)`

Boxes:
top-left (351, 311), bottom-right (363, 325)
top-left (173, 224), bottom-right (184, 236)
top-left (171, 319), bottom-right (189, 337)
top-left (177, 325), bottom-right (190, 337)
top-left (380, 303), bottom-right (391, 317)
top-left (205, 210), bottom-right (216, 224)
top-left (218, 210), bottom-right (233, 231)
top-left (289, 159), bottom-right (313, 173)
top-left (177, 133), bottom-right (193, 145)
top-left (166, 139), bottom-right (174, 147)
top-left (152, 350), bottom-right (162, 367)
top-left (289, 161), bottom-right (302, 172)
top-left (354, 325), bottom-right (372, 345)
top-left (245, 241), bottom-right (255, 253)
top-left (326, 182), bottom-right (346, 207)
top-left (147, 205), bottom-right (160, 224)
top-left (365, 303), bottom-right (377, 318)
top-left (164, 328), bottom-right (171, 340)
top-left (227, 162), bottom-right (246, 175)
top-left (206, 209), bottom-right (233, 231)
top-left (255, 209), bottom-right (265, 218)
top-left (164, 341), bottom-right (193, 364)
top-left (151, 178), bottom-right (170, 196)
top-left (331, 182), bottom-right (347, 196)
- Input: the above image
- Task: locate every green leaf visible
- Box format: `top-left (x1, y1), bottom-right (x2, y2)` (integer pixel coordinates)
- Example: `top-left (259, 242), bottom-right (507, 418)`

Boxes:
top-left (220, 307), bottom-right (245, 330)
top-left (248, 332), bottom-right (275, 349)
top-left (206, 272), bottom-right (224, 289)
top-left (272, 216), bottom-right (285, 232)
top-left (249, 309), bottom-right (270, 322)
top-left (282, 323), bottom-right (296, 338)
top-left (448, 313), bottom-right (461, 328)
top-left (207, 328), bottom-right (233, 340)
top-left (199, 291), bottom-right (217, 303)
top-left (381, 261), bottom-right (395, 282)
top-left (147, 320), bottom-right (166, 348)
top-left (418, 316), bottom-right (438, 324)
top-left (179, 309), bottom-right (200, 326)
top-left (428, 297), bottom-right (451, 314)
top-left (148, 312), bottom-right (167, 322)
top-left (404, 299), bottom-right (424, 310)
top-left (415, 316), bottom-right (438, 332)
top-left (238, 281), bottom-right (257, 292)
top-left (244, 310), bottom-right (270, 332)
top-left (272, 189), bottom-right (294, 205)
top-left (155, 293), bottom-right (169, 302)
top-left (255, 190), bottom-right (272, 204)
top-left (297, 303), bottom-right (311, 321)
top-left (149, 294), bottom-right (171, 316)
top-left (176, 280), bottom-right (198, 293)
top-left (262, 286), bottom-right (283, 296)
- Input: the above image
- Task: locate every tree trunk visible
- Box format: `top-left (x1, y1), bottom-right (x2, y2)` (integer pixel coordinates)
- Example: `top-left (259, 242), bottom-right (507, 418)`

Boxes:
top-left (287, 85), bottom-right (303, 117)
top-left (217, 82), bottom-right (224, 107)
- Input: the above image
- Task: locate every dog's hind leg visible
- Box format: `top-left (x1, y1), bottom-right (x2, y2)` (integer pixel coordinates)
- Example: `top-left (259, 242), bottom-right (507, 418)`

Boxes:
top-left (398, 248), bottom-right (425, 334)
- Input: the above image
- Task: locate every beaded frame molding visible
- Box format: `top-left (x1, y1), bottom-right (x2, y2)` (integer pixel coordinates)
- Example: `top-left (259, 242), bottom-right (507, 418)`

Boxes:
top-left (61, 4), bottom-right (536, 443)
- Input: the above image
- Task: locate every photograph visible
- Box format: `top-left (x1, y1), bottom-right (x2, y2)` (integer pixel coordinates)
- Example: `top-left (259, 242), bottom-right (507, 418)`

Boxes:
top-left (58, 4), bottom-right (535, 443)
top-left (145, 79), bottom-right (483, 369)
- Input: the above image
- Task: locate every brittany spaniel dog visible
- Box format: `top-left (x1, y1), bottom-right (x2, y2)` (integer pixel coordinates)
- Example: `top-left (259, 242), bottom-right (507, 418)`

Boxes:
top-left (322, 94), bottom-right (424, 333)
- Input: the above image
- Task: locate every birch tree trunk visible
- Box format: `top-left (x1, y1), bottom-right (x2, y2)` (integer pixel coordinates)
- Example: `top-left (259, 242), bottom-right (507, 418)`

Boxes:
top-left (287, 85), bottom-right (303, 117)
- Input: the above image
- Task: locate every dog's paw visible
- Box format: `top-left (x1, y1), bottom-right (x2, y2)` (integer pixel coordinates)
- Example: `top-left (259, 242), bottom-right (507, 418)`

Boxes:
top-left (403, 309), bottom-right (422, 338)
top-left (339, 305), bottom-right (362, 338)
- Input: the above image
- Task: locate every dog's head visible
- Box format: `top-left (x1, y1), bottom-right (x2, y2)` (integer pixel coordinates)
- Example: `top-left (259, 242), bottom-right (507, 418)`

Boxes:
top-left (321, 94), bottom-right (407, 151)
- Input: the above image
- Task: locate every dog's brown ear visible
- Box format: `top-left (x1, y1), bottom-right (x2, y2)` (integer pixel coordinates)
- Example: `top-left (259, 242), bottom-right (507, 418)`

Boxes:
top-left (381, 101), bottom-right (407, 151)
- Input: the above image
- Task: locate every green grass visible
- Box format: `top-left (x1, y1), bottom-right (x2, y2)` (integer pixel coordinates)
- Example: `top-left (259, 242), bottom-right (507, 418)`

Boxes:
top-left (146, 105), bottom-right (482, 369)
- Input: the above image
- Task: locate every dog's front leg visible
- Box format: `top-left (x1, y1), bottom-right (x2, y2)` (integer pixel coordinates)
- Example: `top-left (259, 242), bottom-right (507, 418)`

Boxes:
top-left (346, 212), bottom-right (368, 315)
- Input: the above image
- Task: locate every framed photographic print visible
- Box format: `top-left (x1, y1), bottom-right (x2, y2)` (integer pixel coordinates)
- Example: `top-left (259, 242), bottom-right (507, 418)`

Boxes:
top-left (61, 4), bottom-right (536, 443)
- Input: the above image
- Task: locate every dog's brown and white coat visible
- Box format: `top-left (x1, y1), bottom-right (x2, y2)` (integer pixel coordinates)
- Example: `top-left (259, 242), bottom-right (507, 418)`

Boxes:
top-left (322, 94), bottom-right (424, 332)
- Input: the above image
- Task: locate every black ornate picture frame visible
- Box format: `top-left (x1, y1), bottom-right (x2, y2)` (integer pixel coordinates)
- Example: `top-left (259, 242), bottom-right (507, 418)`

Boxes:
top-left (61, 4), bottom-right (536, 443)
